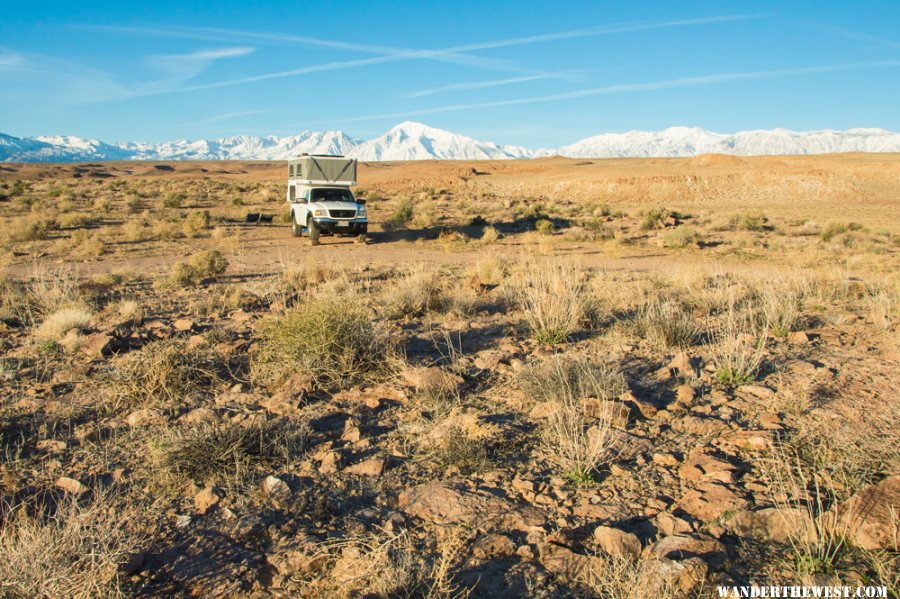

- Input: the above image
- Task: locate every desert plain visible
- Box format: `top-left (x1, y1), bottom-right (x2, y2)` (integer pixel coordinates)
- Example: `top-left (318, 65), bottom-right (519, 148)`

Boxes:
top-left (0, 153), bottom-right (897, 597)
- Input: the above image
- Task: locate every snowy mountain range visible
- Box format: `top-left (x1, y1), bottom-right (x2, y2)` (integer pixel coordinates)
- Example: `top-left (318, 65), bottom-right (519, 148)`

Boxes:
top-left (3, 122), bottom-right (900, 163)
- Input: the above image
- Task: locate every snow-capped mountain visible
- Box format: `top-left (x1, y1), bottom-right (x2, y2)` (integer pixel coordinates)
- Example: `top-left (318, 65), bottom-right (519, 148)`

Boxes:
top-left (117, 130), bottom-right (359, 161)
top-left (347, 121), bottom-right (535, 161)
top-left (557, 126), bottom-right (900, 158)
top-left (2, 123), bottom-right (900, 162)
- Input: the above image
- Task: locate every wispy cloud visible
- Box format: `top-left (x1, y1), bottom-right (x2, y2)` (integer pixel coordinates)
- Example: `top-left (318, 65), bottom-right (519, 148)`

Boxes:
top-left (187, 109), bottom-right (269, 126)
top-left (408, 74), bottom-right (554, 98)
top-left (340, 60), bottom-right (900, 123)
top-left (145, 46), bottom-right (254, 81)
top-left (79, 24), bottom-right (531, 74)
top-left (90, 14), bottom-right (767, 97)
top-left (819, 24), bottom-right (900, 50)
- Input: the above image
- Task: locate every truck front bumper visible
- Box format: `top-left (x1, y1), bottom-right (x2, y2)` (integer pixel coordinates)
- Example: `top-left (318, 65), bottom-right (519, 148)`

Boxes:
top-left (313, 219), bottom-right (368, 235)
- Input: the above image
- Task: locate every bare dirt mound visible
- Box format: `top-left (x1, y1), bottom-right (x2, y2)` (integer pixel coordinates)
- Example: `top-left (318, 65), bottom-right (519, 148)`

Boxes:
top-left (691, 153), bottom-right (747, 166)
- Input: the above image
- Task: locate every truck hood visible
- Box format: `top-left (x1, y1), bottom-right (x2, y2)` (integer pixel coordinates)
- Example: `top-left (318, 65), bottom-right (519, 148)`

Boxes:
top-left (311, 201), bottom-right (360, 210)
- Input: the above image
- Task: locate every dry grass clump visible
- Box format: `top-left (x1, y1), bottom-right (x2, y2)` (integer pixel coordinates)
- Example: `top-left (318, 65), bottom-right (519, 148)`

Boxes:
top-left (0, 493), bottom-right (147, 598)
top-left (382, 197), bottom-right (414, 231)
top-left (544, 388), bottom-right (619, 484)
top-left (325, 529), bottom-right (428, 599)
top-left (521, 355), bottom-right (627, 483)
top-left (70, 229), bottom-right (106, 258)
top-left (711, 302), bottom-right (768, 387)
top-left (659, 226), bottom-right (702, 248)
top-left (575, 552), bottom-right (676, 599)
top-left (381, 265), bottom-right (442, 318)
top-left (34, 307), bottom-right (93, 341)
top-left (167, 249), bottom-right (228, 287)
top-left (108, 338), bottom-right (226, 410)
top-left (153, 418), bottom-right (309, 488)
top-left (252, 293), bottom-right (394, 390)
top-left (480, 225), bottom-right (500, 244)
top-left (519, 354), bottom-right (627, 406)
top-left (626, 298), bottom-right (699, 349)
top-left (757, 444), bottom-right (860, 578)
top-left (6, 214), bottom-right (58, 242)
top-left (182, 210), bottom-right (211, 238)
top-left (754, 279), bottom-right (802, 337)
top-left (511, 259), bottom-right (586, 344)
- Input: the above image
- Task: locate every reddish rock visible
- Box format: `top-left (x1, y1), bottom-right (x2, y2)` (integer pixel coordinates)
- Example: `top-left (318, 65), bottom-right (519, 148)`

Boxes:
top-left (677, 483), bottom-right (747, 522)
top-left (678, 452), bottom-right (737, 483)
top-left (728, 508), bottom-right (815, 544)
top-left (55, 476), bottom-right (88, 495)
top-left (194, 486), bottom-right (223, 515)
top-left (839, 475), bottom-right (900, 550)
top-left (344, 457), bottom-right (387, 477)
top-left (593, 525), bottom-right (641, 559)
top-left (398, 481), bottom-right (544, 531)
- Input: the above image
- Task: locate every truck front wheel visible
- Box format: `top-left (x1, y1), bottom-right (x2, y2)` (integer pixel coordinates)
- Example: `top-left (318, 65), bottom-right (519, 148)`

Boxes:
top-left (291, 213), bottom-right (302, 237)
top-left (307, 217), bottom-right (320, 245)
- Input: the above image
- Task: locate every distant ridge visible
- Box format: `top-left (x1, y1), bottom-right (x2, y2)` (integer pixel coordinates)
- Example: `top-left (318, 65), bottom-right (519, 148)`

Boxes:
top-left (3, 123), bottom-right (900, 162)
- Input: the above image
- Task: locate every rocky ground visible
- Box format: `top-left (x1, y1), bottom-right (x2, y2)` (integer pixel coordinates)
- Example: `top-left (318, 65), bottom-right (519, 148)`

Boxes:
top-left (0, 157), bottom-right (898, 597)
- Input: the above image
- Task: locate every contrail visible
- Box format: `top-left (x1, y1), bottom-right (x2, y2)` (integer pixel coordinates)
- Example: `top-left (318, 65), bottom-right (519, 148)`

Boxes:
top-left (340, 60), bottom-right (900, 122)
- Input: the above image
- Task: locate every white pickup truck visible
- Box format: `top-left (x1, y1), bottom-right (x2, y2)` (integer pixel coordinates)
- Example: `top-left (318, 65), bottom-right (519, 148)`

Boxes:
top-left (286, 155), bottom-right (367, 243)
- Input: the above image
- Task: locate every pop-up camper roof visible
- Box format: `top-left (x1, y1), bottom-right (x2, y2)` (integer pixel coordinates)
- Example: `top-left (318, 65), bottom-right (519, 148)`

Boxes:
top-left (288, 155), bottom-right (357, 186)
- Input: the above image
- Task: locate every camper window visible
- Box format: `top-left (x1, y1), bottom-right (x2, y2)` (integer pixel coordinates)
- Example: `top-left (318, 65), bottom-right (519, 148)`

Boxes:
top-left (289, 185), bottom-right (296, 201)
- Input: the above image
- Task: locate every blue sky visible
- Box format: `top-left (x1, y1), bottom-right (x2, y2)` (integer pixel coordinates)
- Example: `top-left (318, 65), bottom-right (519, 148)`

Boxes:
top-left (1, 0), bottom-right (899, 147)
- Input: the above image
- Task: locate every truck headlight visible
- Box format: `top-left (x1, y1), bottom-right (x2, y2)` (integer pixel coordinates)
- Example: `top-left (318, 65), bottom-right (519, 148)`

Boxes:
top-left (313, 209), bottom-right (326, 216)
top-left (356, 207), bottom-right (367, 218)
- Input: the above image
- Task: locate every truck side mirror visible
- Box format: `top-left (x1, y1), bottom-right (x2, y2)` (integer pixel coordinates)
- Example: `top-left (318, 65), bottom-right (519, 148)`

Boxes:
top-left (357, 198), bottom-right (367, 205)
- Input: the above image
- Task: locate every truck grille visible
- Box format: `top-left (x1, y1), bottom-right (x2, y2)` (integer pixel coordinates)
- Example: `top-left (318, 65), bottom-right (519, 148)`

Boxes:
top-left (329, 209), bottom-right (356, 219)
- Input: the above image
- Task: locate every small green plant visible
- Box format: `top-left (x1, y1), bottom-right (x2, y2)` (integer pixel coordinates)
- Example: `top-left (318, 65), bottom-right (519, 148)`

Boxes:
top-left (384, 198), bottom-right (414, 230)
top-left (162, 192), bottom-right (186, 209)
top-left (182, 210), bottom-right (211, 237)
top-left (640, 207), bottom-right (674, 230)
top-left (535, 218), bottom-right (555, 235)
top-left (659, 227), bottom-right (701, 248)
top-left (167, 250), bottom-right (228, 286)
top-left (738, 212), bottom-right (769, 231)
top-left (253, 293), bottom-right (394, 390)
top-left (712, 303), bottom-right (768, 387)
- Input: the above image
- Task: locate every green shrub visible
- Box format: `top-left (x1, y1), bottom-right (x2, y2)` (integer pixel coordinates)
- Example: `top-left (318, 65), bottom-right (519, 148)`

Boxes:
top-left (183, 210), bottom-right (211, 238)
top-left (738, 212), bottom-right (769, 231)
top-left (640, 207), bottom-right (673, 230)
top-left (252, 293), bottom-right (393, 390)
top-left (659, 227), bottom-right (701, 248)
top-left (167, 250), bottom-right (228, 286)
top-left (163, 192), bottom-right (186, 209)
top-left (535, 218), bottom-right (555, 235)
top-left (384, 198), bottom-right (414, 230)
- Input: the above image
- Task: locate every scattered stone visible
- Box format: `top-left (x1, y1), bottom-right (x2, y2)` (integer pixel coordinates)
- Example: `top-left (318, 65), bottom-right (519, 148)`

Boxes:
top-left (677, 483), bottom-right (747, 522)
top-left (344, 456), bottom-right (387, 477)
top-left (55, 476), bottom-right (88, 494)
top-left (787, 331), bottom-right (811, 344)
top-left (175, 514), bottom-right (192, 528)
top-left (181, 407), bottom-right (218, 424)
top-left (262, 475), bottom-right (291, 499)
top-left (572, 502), bottom-right (633, 522)
top-left (398, 481), bottom-right (544, 532)
top-left (538, 542), bottom-right (601, 579)
top-left (674, 385), bottom-right (695, 406)
top-left (619, 391), bottom-right (658, 418)
top-left (759, 413), bottom-right (784, 430)
top-left (654, 512), bottom-right (693, 536)
top-left (126, 408), bottom-right (166, 427)
top-left (472, 533), bottom-right (517, 560)
top-left (593, 525), bottom-right (641, 559)
top-left (643, 533), bottom-right (727, 569)
top-left (652, 452), bottom-right (681, 467)
top-left (727, 508), bottom-right (815, 544)
top-left (738, 385), bottom-right (775, 400)
top-left (723, 430), bottom-right (772, 451)
top-left (644, 557), bottom-right (708, 593)
top-left (584, 398), bottom-right (631, 427)
top-left (839, 475), bottom-right (900, 550)
top-left (173, 318), bottom-right (195, 332)
top-left (194, 486), bottom-right (224, 515)
top-left (80, 333), bottom-right (114, 358)
top-left (36, 439), bottom-right (67, 453)
top-left (318, 450), bottom-right (343, 474)
top-left (678, 452), bottom-right (737, 483)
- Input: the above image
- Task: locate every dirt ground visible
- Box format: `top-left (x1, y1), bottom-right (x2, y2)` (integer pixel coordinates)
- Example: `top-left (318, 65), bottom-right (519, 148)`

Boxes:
top-left (0, 155), bottom-right (897, 597)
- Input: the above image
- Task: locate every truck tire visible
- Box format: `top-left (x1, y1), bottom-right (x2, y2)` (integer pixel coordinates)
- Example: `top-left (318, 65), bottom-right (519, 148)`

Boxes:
top-left (307, 217), bottom-right (320, 245)
top-left (291, 213), bottom-right (302, 237)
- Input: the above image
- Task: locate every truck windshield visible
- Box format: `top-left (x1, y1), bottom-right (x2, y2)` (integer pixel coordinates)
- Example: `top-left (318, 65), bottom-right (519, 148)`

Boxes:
top-left (311, 188), bottom-right (354, 203)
